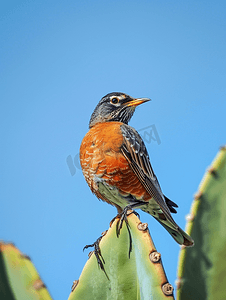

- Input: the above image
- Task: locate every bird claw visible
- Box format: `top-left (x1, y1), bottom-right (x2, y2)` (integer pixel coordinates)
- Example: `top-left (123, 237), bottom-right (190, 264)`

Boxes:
top-left (116, 207), bottom-right (139, 236)
top-left (83, 232), bottom-right (109, 280)
top-left (115, 206), bottom-right (139, 258)
top-left (83, 235), bottom-right (102, 252)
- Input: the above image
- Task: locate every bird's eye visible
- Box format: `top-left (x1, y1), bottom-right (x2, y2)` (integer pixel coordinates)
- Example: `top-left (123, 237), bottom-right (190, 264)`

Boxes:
top-left (111, 97), bottom-right (119, 104)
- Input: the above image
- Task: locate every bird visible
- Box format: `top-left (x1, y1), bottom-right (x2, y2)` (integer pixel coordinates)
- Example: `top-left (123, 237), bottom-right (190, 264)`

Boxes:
top-left (80, 92), bottom-right (194, 247)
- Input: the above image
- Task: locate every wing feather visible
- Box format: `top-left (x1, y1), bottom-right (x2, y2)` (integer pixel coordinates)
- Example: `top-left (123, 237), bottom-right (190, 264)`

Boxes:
top-left (120, 124), bottom-right (178, 226)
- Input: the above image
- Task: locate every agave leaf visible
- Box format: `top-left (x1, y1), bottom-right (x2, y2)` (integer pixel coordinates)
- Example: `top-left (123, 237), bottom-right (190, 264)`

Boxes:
top-left (0, 242), bottom-right (52, 300)
top-left (69, 213), bottom-right (174, 300)
top-left (177, 146), bottom-right (226, 300)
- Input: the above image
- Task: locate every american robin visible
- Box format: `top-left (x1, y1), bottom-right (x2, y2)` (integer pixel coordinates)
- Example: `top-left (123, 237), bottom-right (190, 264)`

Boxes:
top-left (80, 92), bottom-right (194, 247)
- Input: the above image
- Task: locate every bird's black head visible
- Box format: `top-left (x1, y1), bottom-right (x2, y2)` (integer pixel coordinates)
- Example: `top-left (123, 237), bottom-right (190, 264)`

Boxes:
top-left (89, 92), bottom-right (150, 128)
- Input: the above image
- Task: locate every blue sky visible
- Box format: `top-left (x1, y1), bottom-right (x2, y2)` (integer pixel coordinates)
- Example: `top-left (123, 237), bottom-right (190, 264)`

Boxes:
top-left (1, 1), bottom-right (226, 299)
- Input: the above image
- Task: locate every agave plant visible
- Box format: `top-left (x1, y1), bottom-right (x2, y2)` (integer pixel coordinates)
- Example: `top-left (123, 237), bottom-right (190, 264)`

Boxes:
top-left (68, 213), bottom-right (174, 300)
top-left (1, 146), bottom-right (226, 300)
top-left (177, 146), bottom-right (226, 300)
top-left (0, 242), bottom-right (52, 300)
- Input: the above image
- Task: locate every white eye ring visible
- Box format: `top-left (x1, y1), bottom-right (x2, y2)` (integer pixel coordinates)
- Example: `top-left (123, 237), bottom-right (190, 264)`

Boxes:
top-left (110, 97), bottom-right (119, 104)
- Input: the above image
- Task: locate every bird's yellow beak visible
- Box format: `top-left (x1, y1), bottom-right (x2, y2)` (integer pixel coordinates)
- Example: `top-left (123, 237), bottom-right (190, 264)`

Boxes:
top-left (126, 97), bottom-right (151, 107)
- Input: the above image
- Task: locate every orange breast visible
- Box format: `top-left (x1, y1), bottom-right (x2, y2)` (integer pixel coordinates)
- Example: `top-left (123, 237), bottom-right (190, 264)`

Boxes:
top-left (80, 122), bottom-right (150, 208)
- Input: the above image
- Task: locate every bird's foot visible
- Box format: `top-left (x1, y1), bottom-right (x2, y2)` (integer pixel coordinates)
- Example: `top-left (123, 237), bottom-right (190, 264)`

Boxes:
top-left (83, 230), bottom-right (109, 280)
top-left (116, 207), bottom-right (131, 236)
top-left (116, 207), bottom-right (140, 236)
top-left (115, 206), bottom-right (140, 258)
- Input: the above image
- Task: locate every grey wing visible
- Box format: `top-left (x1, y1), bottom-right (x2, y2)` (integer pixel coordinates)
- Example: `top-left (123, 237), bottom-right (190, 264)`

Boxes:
top-left (120, 124), bottom-right (178, 226)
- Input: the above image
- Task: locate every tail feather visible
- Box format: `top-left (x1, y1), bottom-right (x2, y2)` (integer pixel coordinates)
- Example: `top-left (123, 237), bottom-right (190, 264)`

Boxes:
top-left (178, 227), bottom-right (194, 247)
top-left (155, 218), bottom-right (194, 247)
top-left (164, 195), bottom-right (178, 214)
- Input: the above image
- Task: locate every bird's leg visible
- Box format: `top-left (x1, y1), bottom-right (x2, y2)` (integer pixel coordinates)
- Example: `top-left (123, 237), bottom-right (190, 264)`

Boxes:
top-left (116, 202), bottom-right (143, 236)
top-left (116, 206), bottom-right (132, 237)
top-left (116, 203), bottom-right (143, 258)
top-left (115, 207), bottom-right (131, 256)
top-left (83, 231), bottom-right (109, 280)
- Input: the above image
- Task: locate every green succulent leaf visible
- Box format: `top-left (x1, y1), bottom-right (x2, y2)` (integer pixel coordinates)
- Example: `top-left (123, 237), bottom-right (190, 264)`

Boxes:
top-left (69, 213), bottom-right (174, 300)
top-left (0, 242), bottom-right (52, 300)
top-left (177, 146), bottom-right (226, 300)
